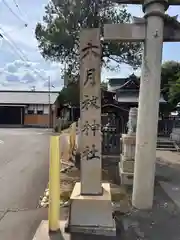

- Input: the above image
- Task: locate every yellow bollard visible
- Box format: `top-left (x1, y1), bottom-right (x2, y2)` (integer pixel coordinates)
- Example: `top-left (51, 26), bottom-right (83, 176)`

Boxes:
top-left (69, 122), bottom-right (76, 157)
top-left (71, 122), bottom-right (76, 150)
top-left (48, 136), bottom-right (60, 232)
top-left (69, 124), bottom-right (73, 154)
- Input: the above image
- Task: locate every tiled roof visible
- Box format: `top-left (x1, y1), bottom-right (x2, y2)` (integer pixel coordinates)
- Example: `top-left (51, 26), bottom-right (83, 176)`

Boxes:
top-left (117, 93), bottom-right (166, 103)
top-left (108, 78), bottom-right (127, 86)
top-left (108, 74), bottom-right (140, 88)
top-left (0, 91), bottom-right (59, 105)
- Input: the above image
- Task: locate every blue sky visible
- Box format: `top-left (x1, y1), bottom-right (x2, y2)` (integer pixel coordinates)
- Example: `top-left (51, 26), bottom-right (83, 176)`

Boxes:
top-left (0, 0), bottom-right (179, 91)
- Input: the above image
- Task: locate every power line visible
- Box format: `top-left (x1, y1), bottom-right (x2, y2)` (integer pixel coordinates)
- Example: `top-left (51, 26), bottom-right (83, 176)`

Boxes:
top-left (13, 0), bottom-right (20, 9)
top-left (12, 0), bottom-right (31, 23)
top-left (1, 0), bottom-right (28, 26)
top-left (0, 27), bottom-right (48, 82)
top-left (1, 28), bottom-right (30, 61)
top-left (0, 31), bottom-right (27, 62)
top-left (1, 0), bottom-right (38, 41)
top-left (0, 1), bottom-right (54, 88)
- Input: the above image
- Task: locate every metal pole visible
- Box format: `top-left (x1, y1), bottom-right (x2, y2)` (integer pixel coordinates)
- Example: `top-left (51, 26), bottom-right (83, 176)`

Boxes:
top-left (48, 76), bottom-right (51, 128)
top-left (20, 107), bottom-right (23, 125)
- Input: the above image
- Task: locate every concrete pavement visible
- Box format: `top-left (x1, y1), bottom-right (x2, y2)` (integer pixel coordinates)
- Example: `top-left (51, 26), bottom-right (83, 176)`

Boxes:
top-left (156, 150), bottom-right (180, 165)
top-left (0, 128), bottom-right (54, 240)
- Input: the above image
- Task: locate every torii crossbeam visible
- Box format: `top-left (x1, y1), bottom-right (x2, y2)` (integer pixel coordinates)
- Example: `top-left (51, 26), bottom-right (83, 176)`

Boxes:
top-left (104, 20), bottom-right (180, 42)
top-left (112, 0), bottom-right (180, 4)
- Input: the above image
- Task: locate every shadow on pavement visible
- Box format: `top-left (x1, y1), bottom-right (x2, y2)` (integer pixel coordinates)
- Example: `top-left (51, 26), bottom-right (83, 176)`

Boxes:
top-left (116, 162), bottom-right (180, 240)
top-left (49, 230), bottom-right (67, 240)
top-left (49, 231), bottom-right (118, 240)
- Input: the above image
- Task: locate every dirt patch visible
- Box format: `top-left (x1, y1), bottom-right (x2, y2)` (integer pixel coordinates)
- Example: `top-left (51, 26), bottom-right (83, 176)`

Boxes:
top-left (39, 155), bottom-right (130, 215)
top-left (60, 167), bottom-right (80, 201)
top-left (39, 163), bottom-right (80, 207)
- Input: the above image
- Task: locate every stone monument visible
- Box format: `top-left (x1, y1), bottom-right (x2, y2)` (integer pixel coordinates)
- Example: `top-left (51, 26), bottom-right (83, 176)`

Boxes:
top-left (66, 28), bottom-right (115, 236)
top-left (119, 107), bottom-right (138, 185)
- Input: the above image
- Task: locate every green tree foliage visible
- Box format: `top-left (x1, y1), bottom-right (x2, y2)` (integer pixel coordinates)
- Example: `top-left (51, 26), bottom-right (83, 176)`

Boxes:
top-left (57, 80), bottom-right (80, 107)
top-left (161, 61), bottom-right (180, 94)
top-left (168, 72), bottom-right (180, 108)
top-left (35, 0), bottom-right (142, 75)
top-left (161, 61), bottom-right (180, 111)
top-left (57, 79), bottom-right (108, 107)
top-left (101, 81), bottom-right (108, 90)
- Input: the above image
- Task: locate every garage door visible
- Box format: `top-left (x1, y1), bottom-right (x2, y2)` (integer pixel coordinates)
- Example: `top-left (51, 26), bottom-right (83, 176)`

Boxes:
top-left (0, 106), bottom-right (24, 125)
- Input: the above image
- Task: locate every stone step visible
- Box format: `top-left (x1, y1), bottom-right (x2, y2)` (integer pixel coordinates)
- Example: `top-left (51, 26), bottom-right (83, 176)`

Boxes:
top-left (157, 144), bottom-right (175, 148)
top-left (157, 140), bottom-right (174, 143)
top-left (156, 139), bottom-right (176, 151)
top-left (157, 141), bottom-right (174, 145)
top-left (157, 139), bottom-right (174, 143)
top-left (119, 163), bottom-right (134, 186)
top-left (156, 147), bottom-right (177, 151)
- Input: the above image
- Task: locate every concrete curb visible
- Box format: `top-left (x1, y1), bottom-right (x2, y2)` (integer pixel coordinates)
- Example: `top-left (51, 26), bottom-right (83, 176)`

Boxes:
top-left (32, 220), bottom-right (70, 240)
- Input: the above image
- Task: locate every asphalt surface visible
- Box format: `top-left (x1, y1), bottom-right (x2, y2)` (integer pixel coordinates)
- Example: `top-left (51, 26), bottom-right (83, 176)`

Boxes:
top-left (0, 128), bottom-right (52, 240)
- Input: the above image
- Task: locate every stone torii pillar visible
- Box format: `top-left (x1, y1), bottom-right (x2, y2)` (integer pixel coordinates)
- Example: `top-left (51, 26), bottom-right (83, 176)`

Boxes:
top-left (132, 0), bottom-right (167, 209)
top-left (104, 0), bottom-right (180, 209)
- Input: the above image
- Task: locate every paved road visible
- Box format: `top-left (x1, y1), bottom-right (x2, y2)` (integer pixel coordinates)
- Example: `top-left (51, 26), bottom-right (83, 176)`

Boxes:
top-left (0, 128), bottom-right (52, 240)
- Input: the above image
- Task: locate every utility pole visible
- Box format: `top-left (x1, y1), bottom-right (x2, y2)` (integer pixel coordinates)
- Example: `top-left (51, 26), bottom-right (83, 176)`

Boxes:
top-left (48, 76), bottom-right (55, 129)
top-left (48, 76), bottom-right (51, 129)
top-left (31, 86), bottom-right (36, 91)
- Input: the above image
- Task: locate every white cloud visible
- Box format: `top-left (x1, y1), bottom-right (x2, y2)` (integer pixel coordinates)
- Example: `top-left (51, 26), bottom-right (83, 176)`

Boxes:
top-left (0, 59), bottom-right (63, 90)
top-left (6, 73), bottom-right (19, 82)
top-left (6, 62), bottom-right (17, 73)
top-left (21, 73), bottom-right (36, 83)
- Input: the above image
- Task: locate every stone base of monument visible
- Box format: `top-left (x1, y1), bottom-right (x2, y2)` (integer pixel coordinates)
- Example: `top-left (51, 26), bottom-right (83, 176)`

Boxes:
top-left (65, 182), bottom-right (116, 236)
top-left (119, 163), bottom-right (134, 186)
top-left (121, 155), bottom-right (134, 173)
top-left (170, 128), bottom-right (180, 143)
top-left (120, 134), bottom-right (135, 186)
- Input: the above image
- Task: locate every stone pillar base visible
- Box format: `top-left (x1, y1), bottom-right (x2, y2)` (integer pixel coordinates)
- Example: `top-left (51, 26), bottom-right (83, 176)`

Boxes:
top-left (119, 162), bottom-right (134, 186)
top-left (65, 182), bottom-right (116, 236)
top-left (120, 134), bottom-right (135, 186)
top-left (171, 128), bottom-right (180, 143)
top-left (121, 155), bottom-right (135, 173)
